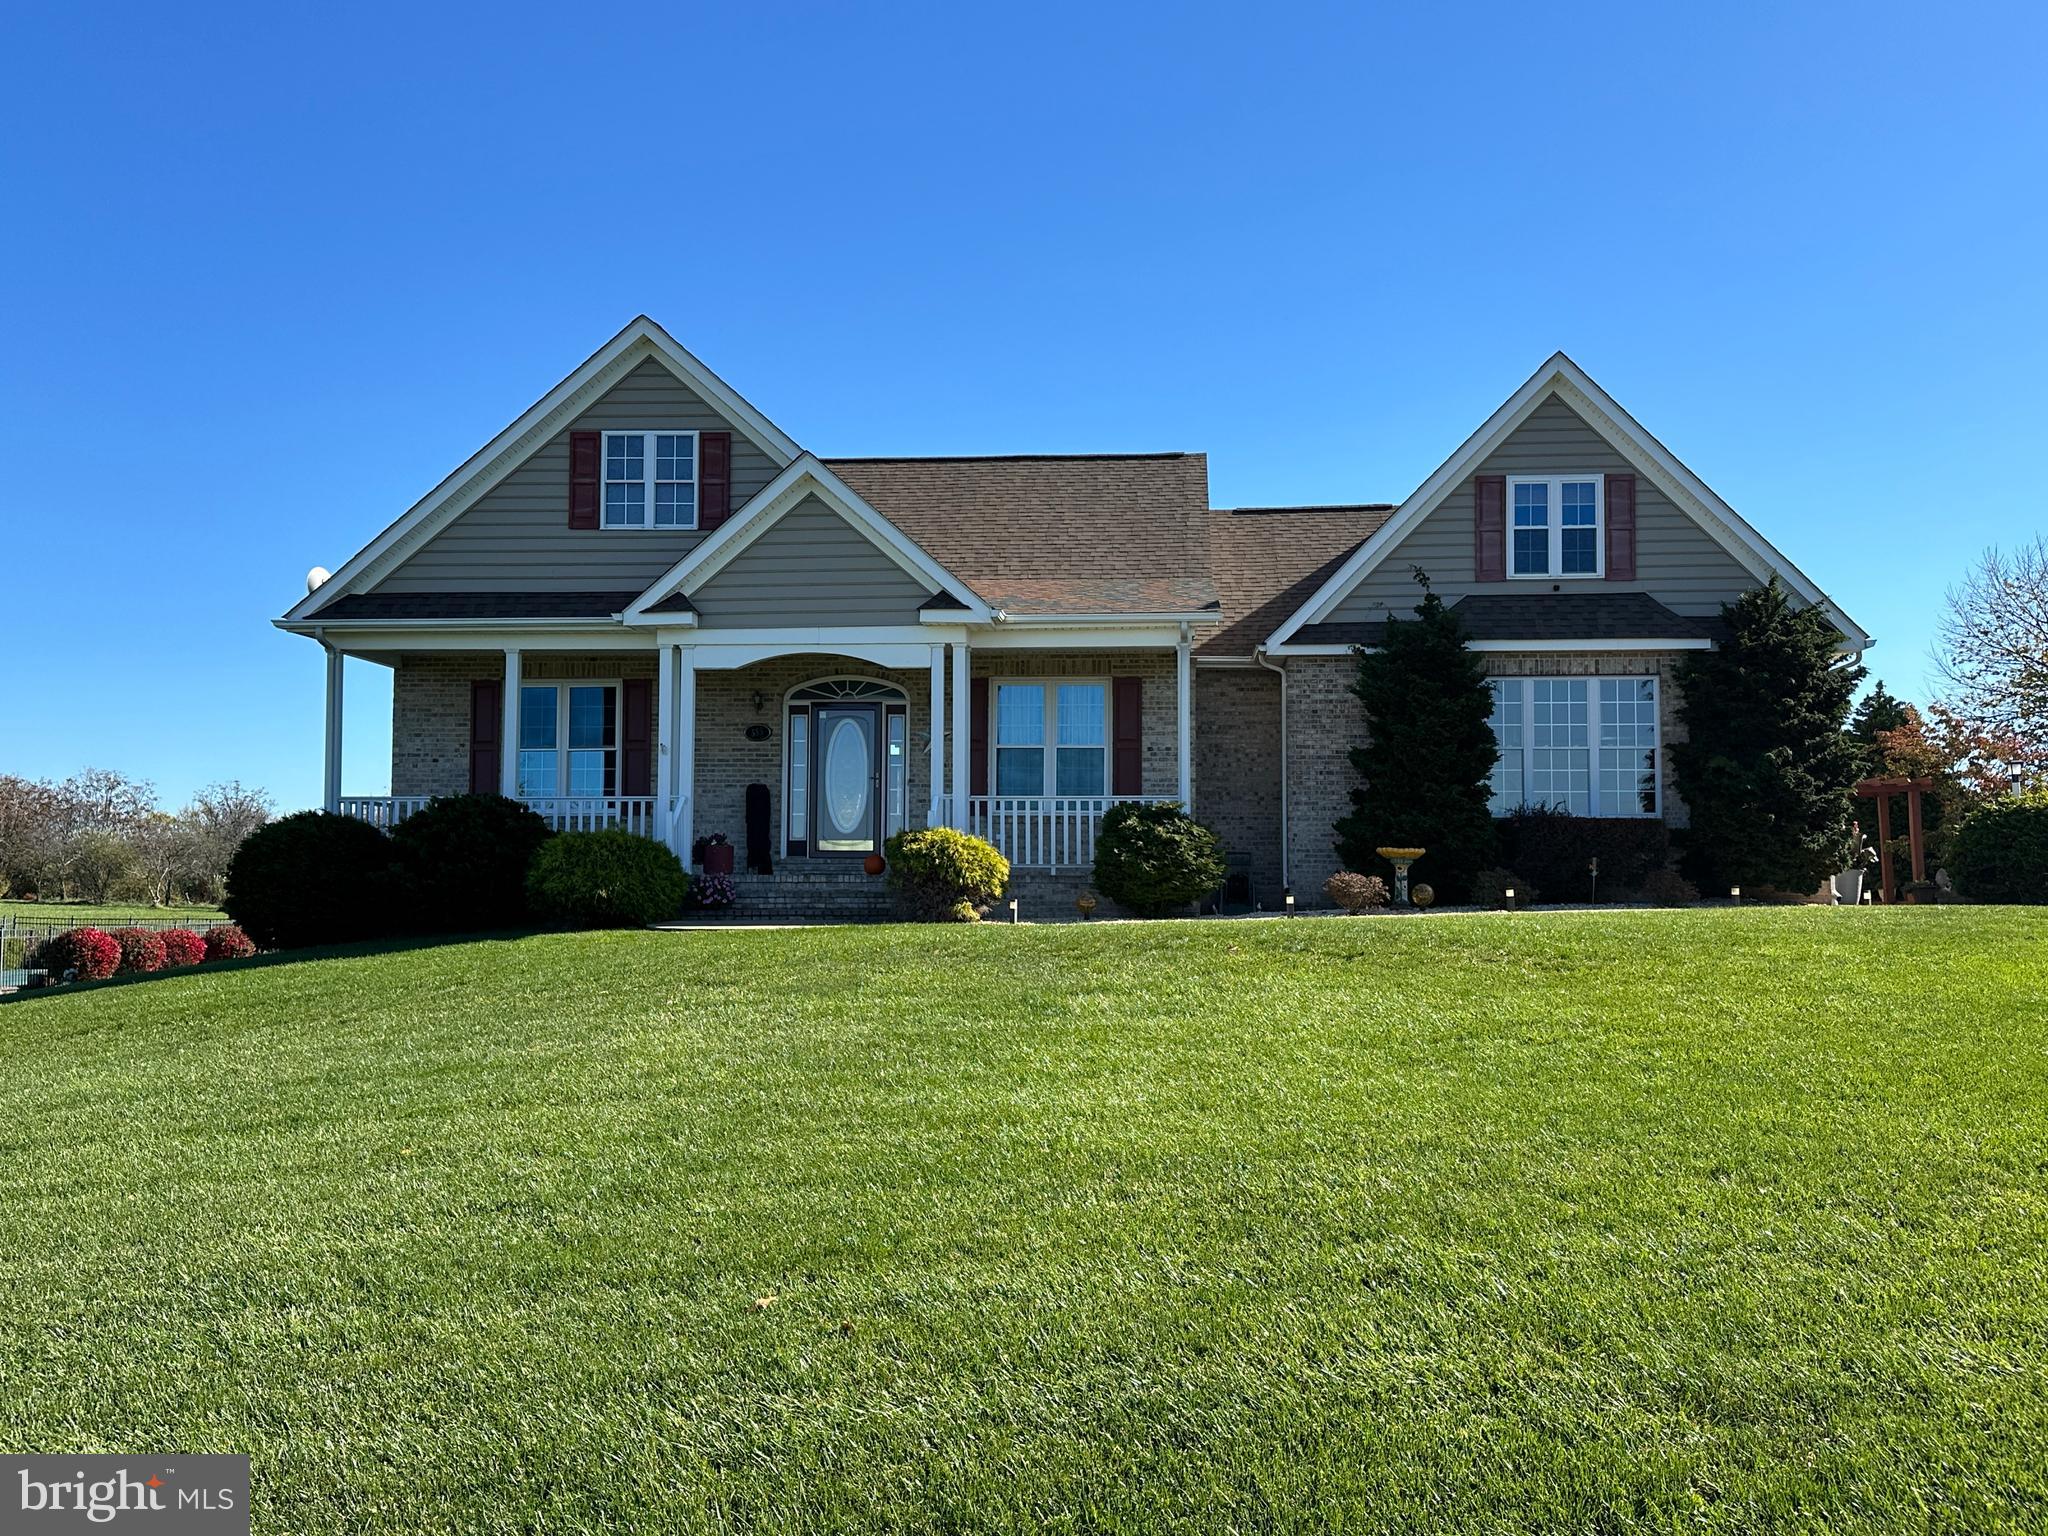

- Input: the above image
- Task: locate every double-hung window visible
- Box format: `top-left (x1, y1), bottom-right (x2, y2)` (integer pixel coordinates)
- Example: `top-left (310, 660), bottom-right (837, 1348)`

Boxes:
top-left (1485, 676), bottom-right (1658, 817)
top-left (602, 431), bottom-right (698, 529)
top-left (993, 681), bottom-right (1109, 797)
top-left (517, 683), bottom-right (618, 798)
top-left (1508, 474), bottom-right (1604, 577)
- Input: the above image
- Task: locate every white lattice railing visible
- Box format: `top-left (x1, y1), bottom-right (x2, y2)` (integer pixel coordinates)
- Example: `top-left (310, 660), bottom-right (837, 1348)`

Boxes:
top-left (340, 795), bottom-right (659, 839)
top-left (966, 795), bottom-right (1176, 871)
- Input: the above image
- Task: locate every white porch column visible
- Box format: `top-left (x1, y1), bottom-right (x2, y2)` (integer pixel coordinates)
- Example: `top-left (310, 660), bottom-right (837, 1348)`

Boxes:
top-left (655, 643), bottom-right (677, 848)
top-left (951, 640), bottom-right (972, 832)
top-left (322, 645), bottom-right (344, 813)
top-left (501, 647), bottom-right (522, 799)
top-left (927, 644), bottom-right (946, 827)
top-left (1175, 628), bottom-right (1192, 808)
top-left (676, 645), bottom-right (697, 864)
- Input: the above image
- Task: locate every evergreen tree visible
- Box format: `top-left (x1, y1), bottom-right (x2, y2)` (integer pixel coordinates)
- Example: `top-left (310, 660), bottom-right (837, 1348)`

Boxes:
top-left (1333, 575), bottom-right (1498, 900)
top-left (1848, 681), bottom-right (1912, 770)
top-left (1672, 579), bottom-right (1866, 891)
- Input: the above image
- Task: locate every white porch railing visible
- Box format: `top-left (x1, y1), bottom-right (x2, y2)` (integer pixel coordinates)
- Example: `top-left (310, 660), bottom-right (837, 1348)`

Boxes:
top-left (338, 795), bottom-right (433, 831)
top-left (966, 795), bottom-right (1176, 872)
top-left (339, 795), bottom-right (659, 839)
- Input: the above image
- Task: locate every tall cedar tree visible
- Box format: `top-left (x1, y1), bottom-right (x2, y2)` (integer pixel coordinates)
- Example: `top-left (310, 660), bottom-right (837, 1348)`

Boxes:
top-left (1333, 578), bottom-right (1498, 900)
top-left (1672, 578), bottom-right (1865, 892)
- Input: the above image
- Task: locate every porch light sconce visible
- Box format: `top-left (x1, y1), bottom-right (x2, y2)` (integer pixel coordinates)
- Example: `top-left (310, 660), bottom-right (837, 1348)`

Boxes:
top-left (750, 690), bottom-right (768, 713)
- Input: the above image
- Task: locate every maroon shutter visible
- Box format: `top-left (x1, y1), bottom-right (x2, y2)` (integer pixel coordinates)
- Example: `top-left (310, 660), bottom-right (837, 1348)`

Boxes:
top-left (1473, 474), bottom-right (1506, 581)
top-left (469, 680), bottom-right (501, 794)
top-left (620, 678), bottom-right (652, 795)
top-left (969, 677), bottom-right (990, 797)
top-left (569, 431), bottom-right (600, 529)
top-left (1605, 473), bottom-right (1637, 581)
top-left (699, 431), bottom-right (732, 530)
top-left (1112, 676), bottom-right (1143, 795)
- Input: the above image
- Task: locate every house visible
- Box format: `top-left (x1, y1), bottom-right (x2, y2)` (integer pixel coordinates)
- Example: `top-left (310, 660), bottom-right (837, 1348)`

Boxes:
top-left (278, 318), bottom-right (1869, 913)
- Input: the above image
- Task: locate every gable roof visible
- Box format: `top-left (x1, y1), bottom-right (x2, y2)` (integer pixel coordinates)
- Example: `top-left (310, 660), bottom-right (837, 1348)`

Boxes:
top-left (285, 317), bottom-right (801, 623)
top-left (625, 455), bottom-right (991, 623)
top-left (826, 454), bottom-right (1219, 619)
top-left (1201, 504), bottom-right (1394, 656)
top-left (1265, 353), bottom-right (1872, 652)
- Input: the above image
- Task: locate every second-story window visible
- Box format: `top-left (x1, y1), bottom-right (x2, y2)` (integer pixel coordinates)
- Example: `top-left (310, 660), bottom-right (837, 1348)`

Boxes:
top-left (1508, 475), bottom-right (1603, 577)
top-left (603, 431), bottom-right (698, 529)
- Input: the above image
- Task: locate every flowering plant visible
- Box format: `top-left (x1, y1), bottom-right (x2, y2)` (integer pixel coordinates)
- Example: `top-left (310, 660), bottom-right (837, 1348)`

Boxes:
top-left (695, 872), bottom-right (736, 908)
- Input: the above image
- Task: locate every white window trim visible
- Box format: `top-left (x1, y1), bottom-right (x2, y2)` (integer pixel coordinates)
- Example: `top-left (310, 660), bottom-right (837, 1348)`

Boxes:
top-left (1506, 473), bottom-right (1605, 580)
top-left (516, 678), bottom-right (623, 799)
top-left (989, 677), bottom-right (1111, 798)
top-left (601, 429), bottom-right (699, 532)
top-left (1486, 673), bottom-right (1661, 819)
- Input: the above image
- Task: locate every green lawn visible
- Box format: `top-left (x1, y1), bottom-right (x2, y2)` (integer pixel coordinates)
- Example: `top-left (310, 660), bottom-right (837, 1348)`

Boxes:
top-left (0, 897), bottom-right (228, 925)
top-left (2, 911), bottom-right (2043, 1533)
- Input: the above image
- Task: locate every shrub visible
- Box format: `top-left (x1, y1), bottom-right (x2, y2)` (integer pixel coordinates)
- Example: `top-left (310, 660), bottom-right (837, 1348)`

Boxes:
top-left (223, 810), bottom-right (403, 951)
top-left (203, 924), bottom-right (257, 961)
top-left (884, 827), bottom-right (1010, 922)
top-left (1638, 868), bottom-right (1700, 907)
top-left (1092, 802), bottom-right (1227, 917)
top-left (1471, 867), bottom-right (1531, 908)
top-left (33, 927), bottom-right (121, 982)
top-left (526, 829), bottom-right (690, 928)
top-left (108, 927), bottom-right (168, 975)
top-left (1497, 805), bottom-right (1670, 905)
top-left (159, 928), bottom-right (207, 967)
top-left (1949, 793), bottom-right (2048, 903)
top-left (1323, 871), bottom-right (1389, 913)
top-left (390, 793), bottom-right (553, 932)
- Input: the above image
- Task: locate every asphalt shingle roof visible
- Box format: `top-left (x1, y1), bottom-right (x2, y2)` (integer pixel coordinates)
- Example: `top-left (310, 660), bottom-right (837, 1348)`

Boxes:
top-left (1293, 591), bottom-right (1718, 648)
top-left (308, 590), bottom-right (642, 620)
top-left (1201, 505), bottom-right (1396, 656)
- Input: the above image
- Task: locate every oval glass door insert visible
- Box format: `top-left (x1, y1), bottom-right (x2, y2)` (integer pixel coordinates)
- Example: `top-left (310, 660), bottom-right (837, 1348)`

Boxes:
top-left (820, 713), bottom-right (873, 849)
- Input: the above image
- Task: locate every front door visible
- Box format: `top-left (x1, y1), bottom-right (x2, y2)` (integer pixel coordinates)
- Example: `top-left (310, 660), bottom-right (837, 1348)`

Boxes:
top-left (811, 704), bottom-right (882, 855)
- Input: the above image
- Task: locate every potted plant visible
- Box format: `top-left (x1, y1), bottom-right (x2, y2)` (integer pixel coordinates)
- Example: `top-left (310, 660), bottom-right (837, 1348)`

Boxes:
top-left (700, 832), bottom-right (735, 877)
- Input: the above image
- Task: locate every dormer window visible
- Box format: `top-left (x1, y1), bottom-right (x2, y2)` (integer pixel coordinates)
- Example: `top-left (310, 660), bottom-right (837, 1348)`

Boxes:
top-left (602, 431), bottom-right (698, 529)
top-left (1508, 474), bottom-right (1603, 577)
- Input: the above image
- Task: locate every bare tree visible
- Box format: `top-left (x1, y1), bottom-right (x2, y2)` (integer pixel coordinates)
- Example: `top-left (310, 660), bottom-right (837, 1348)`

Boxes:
top-left (184, 780), bottom-right (273, 901)
top-left (130, 812), bottom-right (204, 906)
top-left (68, 829), bottom-right (141, 904)
top-left (1937, 538), bottom-right (2048, 755)
top-left (0, 775), bottom-right (68, 896)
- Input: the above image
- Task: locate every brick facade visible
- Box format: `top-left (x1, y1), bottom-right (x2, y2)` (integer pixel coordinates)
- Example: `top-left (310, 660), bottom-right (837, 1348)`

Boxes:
top-left (1193, 665), bottom-right (1284, 906)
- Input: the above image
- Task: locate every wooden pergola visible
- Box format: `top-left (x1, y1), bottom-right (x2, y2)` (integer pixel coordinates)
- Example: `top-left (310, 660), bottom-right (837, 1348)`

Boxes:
top-left (1854, 776), bottom-right (1933, 903)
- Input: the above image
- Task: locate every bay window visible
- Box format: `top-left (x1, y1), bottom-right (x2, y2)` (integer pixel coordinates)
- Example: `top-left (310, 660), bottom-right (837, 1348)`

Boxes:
top-left (993, 681), bottom-right (1109, 797)
top-left (602, 431), bottom-right (698, 529)
top-left (1508, 475), bottom-right (1603, 577)
top-left (1486, 676), bottom-right (1658, 817)
top-left (517, 683), bottom-right (618, 798)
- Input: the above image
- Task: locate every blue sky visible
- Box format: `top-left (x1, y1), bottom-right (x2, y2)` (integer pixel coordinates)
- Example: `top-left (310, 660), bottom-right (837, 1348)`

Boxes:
top-left (4, 1), bottom-right (2044, 812)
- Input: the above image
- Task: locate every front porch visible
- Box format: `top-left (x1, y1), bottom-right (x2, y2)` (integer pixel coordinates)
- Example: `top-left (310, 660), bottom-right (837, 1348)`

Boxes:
top-left (322, 628), bottom-right (1196, 878)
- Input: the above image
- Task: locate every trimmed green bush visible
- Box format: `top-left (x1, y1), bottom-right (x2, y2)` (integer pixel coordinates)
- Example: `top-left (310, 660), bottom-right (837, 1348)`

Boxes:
top-left (1092, 802), bottom-right (1227, 917)
top-left (1497, 805), bottom-right (1669, 905)
top-left (884, 827), bottom-right (1009, 922)
top-left (391, 794), bottom-right (553, 932)
top-left (1639, 868), bottom-right (1700, 907)
top-left (1949, 793), bottom-right (2048, 904)
top-left (223, 811), bottom-right (403, 951)
top-left (525, 830), bottom-right (690, 928)
top-left (1470, 867), bottom-right (1531, 908)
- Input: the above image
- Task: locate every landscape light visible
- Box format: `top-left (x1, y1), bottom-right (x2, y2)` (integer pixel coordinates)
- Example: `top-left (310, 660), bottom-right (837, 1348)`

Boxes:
top-left (1008, 898), bottom-right (1019, 924)
top-left (1283, 888), bottom-right (1295, 915)
top-left (1730, 886), bottom-right (1741, 903)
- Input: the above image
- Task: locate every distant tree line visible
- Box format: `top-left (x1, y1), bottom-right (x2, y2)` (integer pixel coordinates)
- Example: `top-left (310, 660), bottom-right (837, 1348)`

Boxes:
top-left (0, 770), bottom-right (272, 905)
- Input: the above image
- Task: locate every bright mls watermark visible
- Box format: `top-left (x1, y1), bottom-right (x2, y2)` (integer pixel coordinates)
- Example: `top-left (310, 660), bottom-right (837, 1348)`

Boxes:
top-left (1, 1456), bottom-right (248, 1533)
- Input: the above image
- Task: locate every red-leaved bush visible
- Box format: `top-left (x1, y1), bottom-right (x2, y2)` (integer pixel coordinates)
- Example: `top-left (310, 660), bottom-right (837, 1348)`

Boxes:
top-left (158, 928), bottom-right (207, 967)
top-left (34, 927), bottom-right (122, 982)
top-left (203, 924), bottom-right (257, 961)
top-left (108, 927), bottom-right (169, 975)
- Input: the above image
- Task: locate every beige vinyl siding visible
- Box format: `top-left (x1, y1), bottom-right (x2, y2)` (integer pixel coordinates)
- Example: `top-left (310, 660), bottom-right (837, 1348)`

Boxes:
top-left (374, 358), bottom-right (782, 593)
top-left (688, 498), bottom-right (934, 627)
top-left (1329, 394), bottom-right (1759, 623)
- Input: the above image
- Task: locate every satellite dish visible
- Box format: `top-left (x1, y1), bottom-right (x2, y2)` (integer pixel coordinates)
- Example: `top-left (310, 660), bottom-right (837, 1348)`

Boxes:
top-left (306, 566), bottom-right (331, 594)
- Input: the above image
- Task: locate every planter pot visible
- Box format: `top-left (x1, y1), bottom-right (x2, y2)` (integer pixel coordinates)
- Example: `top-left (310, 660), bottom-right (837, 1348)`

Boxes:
top-left (702, 844), bottom-right (735, 877)
top-left (1831, 868), bottom-right (1865, 906)
top-left (863, 853), bottom-right (886, 877)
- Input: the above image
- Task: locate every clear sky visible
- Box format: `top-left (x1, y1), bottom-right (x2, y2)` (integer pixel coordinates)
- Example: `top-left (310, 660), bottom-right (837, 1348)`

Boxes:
top-left (4, 1), bottom-right (2044, 812)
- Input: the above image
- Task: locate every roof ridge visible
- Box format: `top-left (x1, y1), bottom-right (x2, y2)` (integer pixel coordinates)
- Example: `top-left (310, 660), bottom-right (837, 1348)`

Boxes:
top-left (1215, 502), bottom-right (1398, 515)
top-left (824, 452), bottom-right (1194, 464)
